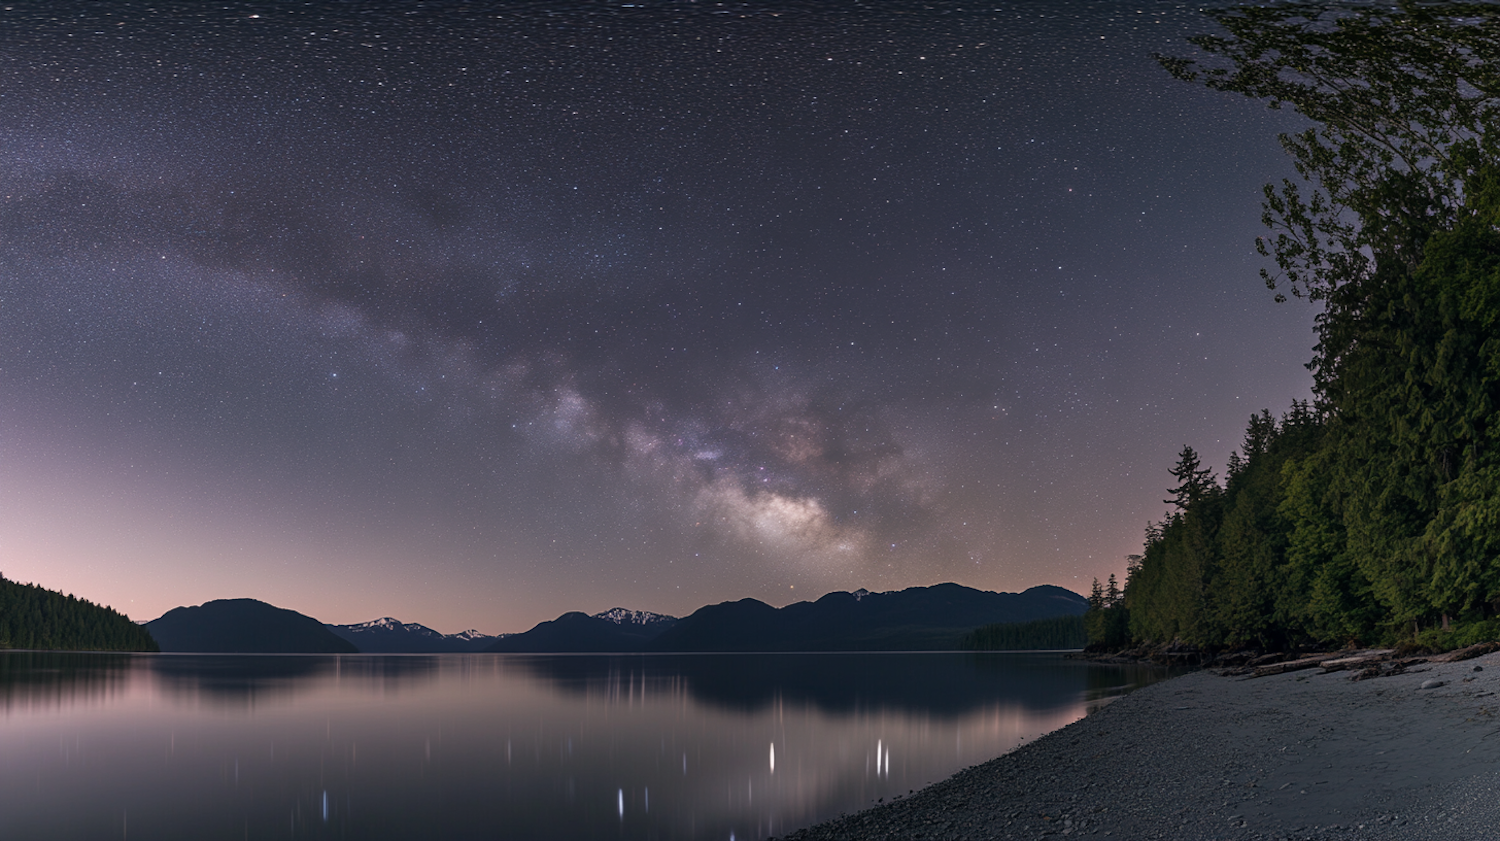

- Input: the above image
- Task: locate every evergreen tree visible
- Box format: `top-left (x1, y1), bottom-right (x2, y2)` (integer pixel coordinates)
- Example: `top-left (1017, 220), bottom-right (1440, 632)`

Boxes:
top-left (963, 616), bottom-right (1087, 651)
top-left (1165, 446), bottom-right (1218, 511)
top-left (1127, 451), bottom-right (1223, 644)
top-left (1279, 446), bottom-right (1381, 642)
top-left (1127, 522), bottom-right (1171, 643)
top-left (0, 574), bottom-right (157, 652)
top-left (1101, 573), bottom-right (1130, 646)
top-left (1400, 177), bottom-right (1500, 624)
top-left (1118, 2), bottom-right (1500, 649)
top-left (1084, 578), bottom-right (1107, 645)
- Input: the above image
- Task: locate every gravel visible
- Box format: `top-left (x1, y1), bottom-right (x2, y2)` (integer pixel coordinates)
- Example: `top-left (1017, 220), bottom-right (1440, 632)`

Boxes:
top-left (773, 653), bottom-right (1500, 840)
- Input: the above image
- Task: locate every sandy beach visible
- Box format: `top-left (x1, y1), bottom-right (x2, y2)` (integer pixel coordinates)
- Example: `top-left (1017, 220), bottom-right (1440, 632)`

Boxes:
top-left (777, 651), bottom-right (1500, 840)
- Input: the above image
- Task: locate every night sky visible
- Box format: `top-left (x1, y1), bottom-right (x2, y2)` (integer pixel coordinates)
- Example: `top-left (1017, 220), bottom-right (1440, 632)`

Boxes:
top-left (0, 1), bottom-right (1316, 633)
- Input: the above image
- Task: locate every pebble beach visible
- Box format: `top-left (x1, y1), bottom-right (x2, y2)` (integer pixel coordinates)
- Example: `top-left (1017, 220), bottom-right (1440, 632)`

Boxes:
top-left (777, 651), bottom-right (1500, 840)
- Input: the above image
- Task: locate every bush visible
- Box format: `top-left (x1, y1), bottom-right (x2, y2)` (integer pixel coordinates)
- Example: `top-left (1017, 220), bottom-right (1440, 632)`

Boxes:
top-left (1411, 618), bottom-right (1500, 653)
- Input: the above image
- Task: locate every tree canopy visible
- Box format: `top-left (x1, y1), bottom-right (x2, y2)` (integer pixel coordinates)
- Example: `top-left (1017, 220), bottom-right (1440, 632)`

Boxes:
top-left (1099, 3), bottom-right (1500, 652)
top-left (0, 574), bottom-right (158, 652)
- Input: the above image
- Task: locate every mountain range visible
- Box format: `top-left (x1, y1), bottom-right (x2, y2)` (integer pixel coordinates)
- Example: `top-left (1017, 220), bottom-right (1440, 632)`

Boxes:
top-left (486, 608), bottom-right (677, 653)
top-left (483, 583), bottom-right (1086, 653)
top-left (325, 617), bottom-right (502, 653)
top-left (641, 583), bottom-right (1086, 652)
top-left (143, 583), bottom-right (1087, 654)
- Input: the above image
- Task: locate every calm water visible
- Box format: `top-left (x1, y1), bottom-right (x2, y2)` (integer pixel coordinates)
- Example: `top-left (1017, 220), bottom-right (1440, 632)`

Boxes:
top-left (0, 651), bottom-right (1169, 840)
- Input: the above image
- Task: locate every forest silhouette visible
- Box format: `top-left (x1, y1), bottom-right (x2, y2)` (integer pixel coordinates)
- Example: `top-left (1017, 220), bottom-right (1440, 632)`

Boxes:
top-left (1096, 2), bottom-right (1500, 652)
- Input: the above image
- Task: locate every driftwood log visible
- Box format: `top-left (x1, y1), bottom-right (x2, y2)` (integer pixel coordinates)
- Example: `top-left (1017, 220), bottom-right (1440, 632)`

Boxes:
top-left (1237, 643), bottom-right (1499, 680)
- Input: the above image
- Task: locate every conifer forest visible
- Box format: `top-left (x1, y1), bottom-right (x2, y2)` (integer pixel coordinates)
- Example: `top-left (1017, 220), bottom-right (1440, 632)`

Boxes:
top-left (1092, 3), bottom-right (1500, 651)
top-left (0, 575), bottom-right (158, 652)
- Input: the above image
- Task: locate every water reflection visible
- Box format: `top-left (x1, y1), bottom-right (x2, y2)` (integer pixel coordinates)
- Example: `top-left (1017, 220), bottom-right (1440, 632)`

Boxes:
top-left (0, 651), bottom-right (1170, 840)
top-left (0, 651), bottom-right (137, 711)
top-left (150, 654), bottom-right (332, 709)
top-left (513, 651), bottom-right (1156, 716)
top-left (150, 654), bottom-right (446, 709)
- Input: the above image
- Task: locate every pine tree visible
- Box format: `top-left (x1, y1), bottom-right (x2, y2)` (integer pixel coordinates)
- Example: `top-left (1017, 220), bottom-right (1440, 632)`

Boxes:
top-left (1165, 446), bottom-right (1218, 511)
top-left (1084, 578), bottom-right (1107, 646)
top-left (0, 574), bottom-right (156, 652)
top-left (1144, 2), bottom-right (1500, 647)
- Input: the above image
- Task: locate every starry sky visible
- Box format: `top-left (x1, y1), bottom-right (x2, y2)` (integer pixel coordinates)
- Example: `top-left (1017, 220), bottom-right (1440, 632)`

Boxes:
top-left (0, 1), bottom-right (1317, 633)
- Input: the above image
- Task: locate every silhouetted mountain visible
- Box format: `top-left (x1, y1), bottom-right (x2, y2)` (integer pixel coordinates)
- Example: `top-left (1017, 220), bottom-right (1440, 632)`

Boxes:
top-left (485, 585), bottom-right (1084, 653)
top-left (485, 608), bottom-right (678, 653)
top-left (327, 617), bottom-right (502, 653)
top-left (647, 583), bottom-right (1088, 652)
top-left (147, 599), bottom-right (358, 653)
top-left (142, 585), bottom-right (1083, 654)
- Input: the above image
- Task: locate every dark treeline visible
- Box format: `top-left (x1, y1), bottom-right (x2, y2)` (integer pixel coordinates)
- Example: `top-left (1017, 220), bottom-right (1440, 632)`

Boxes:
top-left (961, 615), bottom-right (1086, 651)
top-left (1089, 3), bottom-right (1500, 652)
top-left (0, 574), bottom-right (158, 652)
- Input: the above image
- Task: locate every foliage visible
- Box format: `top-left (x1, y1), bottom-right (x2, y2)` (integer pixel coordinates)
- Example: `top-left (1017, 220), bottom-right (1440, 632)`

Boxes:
top-left (961, 615), bottom-right (1086, 651)
top-left (1122, 213), bottom-right (1500, 649)
top-left (1119, 2), bottom-right (1500, 652)
top-left (0, 574), bottom-right (158, 652)
top-left (1413, 618), bottom-right (1500, 652)
top-left (1158, 1), bottom-right (1500, 309)
top-left (1124, 406), bottom-right (1324, 648)
top-left (1083, 573), bottom-right (1129, 648)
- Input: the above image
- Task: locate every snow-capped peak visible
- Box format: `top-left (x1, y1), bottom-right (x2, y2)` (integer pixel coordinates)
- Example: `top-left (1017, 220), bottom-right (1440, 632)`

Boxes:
top-left (850, 588), bottom-right (871, 601)
top-left (350, 617), bottom-right (405, 631)
top-left (592, 607), bottom-right (674, 626)
top-left (343, 617), bottom-right (442, 637)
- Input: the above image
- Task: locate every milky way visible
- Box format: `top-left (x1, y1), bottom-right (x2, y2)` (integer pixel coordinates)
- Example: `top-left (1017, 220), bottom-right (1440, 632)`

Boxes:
top-left (0, 1), bottom-right (1316, 631)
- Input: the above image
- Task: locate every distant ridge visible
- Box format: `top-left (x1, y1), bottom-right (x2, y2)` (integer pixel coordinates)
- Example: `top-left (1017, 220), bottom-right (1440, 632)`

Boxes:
top-left (138, 583), bottom-right (1087, 654)
top-left (647, 583), bottom-right (1088, 652)
top-left (327, 617), bottom-right (502, 653)
top-left (485, 608), bottom-right (678, 653)
top-left (488, 584), bottom-right (1086, 653)
top-left (148, 599), bottom-right (357, 654)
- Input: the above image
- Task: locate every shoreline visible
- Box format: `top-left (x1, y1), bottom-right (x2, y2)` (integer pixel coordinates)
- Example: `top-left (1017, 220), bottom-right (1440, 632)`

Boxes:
top-left (776, 651), bottom-right (1500, 840)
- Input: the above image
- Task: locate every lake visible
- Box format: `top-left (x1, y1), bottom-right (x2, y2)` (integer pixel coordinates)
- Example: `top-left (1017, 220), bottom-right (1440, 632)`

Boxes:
top-left (0, 651), bottom-right (1170, 840)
